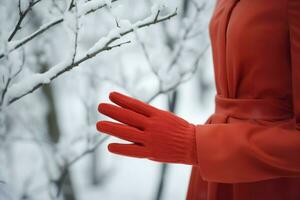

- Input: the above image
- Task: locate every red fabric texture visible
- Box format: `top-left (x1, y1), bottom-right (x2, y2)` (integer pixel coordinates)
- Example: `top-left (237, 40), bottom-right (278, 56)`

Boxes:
top-left (187, 0), bottom-right (300, 199)
top-left (97, 92), bottom-right (198, 165)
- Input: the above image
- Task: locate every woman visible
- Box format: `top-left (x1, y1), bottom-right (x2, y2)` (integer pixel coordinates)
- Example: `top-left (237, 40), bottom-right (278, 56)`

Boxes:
top-left (96, 0), bottom-right (300, 199)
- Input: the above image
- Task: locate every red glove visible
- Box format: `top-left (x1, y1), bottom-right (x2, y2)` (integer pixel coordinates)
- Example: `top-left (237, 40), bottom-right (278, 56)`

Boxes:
top-left (96, 92), bottom-right (198, 165)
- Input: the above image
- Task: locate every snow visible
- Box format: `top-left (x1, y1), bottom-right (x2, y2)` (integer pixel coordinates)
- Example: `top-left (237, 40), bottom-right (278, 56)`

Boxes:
top-left (5, 74), bottom-right (48, 103)
top-left (119, 19), bottom-right (132, 31)
top-left (63, 11), bottom-right (78, 33)
top-left (4, 17), bottom-right (63, 56)
top-left (86, 29), bottom-right (121, 55)
top-left (86, 7), bottom-right (166, 55)
top-left (4, 0), bottom-right (178, 107)
top-left (4, 58), bottom-right (72, 105)
top-left (0, 0), bottom-right (215, 199)
top-left (78, 0), bottom-right (112, 16)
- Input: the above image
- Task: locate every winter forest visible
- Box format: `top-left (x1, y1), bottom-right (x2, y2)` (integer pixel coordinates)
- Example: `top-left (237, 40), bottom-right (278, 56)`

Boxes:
top-left (0, 0), bottom-right (215, 199)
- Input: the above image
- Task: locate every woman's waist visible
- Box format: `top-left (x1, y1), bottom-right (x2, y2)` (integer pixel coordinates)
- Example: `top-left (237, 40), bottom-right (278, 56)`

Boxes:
top-left (206, 95), bottom-right (294, 124)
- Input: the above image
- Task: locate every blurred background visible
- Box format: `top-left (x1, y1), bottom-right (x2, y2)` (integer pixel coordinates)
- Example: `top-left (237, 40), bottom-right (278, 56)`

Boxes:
top-left (0, 0), bottom-right (216, 199)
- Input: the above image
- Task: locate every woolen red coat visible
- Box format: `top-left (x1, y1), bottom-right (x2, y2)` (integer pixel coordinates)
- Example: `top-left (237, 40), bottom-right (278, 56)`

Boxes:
top-left (186, 0), bottom-right (300, 199)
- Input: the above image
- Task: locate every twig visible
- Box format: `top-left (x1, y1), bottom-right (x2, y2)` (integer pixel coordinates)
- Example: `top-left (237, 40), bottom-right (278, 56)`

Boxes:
top-left (0, 18), bottom-right (63, 60)
top-left (0, 0), bottom-right (119, 60)
top-left (13, 49), bottom-right (26, 78)
top-left (135, 32), bottom-right (163, 91)
top-left (166, 2), bottom-right (206, 71)
top-left (6, 10), bottom-right (177, 105)
top-left (8, 0), bottom-right (42, 41)
top-left (135, 32), bottom-right (157, 76)
top-left (147, 44), bottom-right (209, 103)
top-left (154, 10), bottom-right (161, 22)
top-left (68, 0), bottom-right (75, 11)
top-left (0, 79), bottom-right (11, 107)
top-left (55, 135), bottom-right (109, 197)
top-left (0, 49), bottom-right (25, 107)
top-left (85, 0), bottom-right (118, 15)
top-left (71, 3), bottom-right (80, 65)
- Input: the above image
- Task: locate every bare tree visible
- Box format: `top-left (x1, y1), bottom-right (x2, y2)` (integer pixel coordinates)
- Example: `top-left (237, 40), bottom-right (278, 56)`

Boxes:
top-left (0, 0), bottom-right (212, 199)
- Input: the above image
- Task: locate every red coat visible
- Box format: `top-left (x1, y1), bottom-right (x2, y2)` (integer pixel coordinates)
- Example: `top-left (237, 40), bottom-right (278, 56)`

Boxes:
top-left (187, 0), bottom-right (300, 199)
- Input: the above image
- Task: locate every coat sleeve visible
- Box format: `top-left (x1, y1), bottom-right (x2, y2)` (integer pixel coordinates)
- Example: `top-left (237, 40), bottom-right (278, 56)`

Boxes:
top-left (194, 1), bottom-right (300, 183)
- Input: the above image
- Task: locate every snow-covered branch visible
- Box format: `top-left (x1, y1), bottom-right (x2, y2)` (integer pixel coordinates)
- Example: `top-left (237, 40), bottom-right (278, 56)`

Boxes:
top-left (4, 9), bottom-right (177, 106)
top-left (0, 50), bottom-right (25, 107)
top-left (166, 2), bottom-right (206, 71)
top-left (8, 0), bottom-right (43, 41)
top-left (0, 0), bottom-right (213, 199)
top-left (131, 1), bottom-right (208, 103)
top-left (147, 44), bottom-right (209, 103)
top-left (0, 0), bottom-right (119, 60)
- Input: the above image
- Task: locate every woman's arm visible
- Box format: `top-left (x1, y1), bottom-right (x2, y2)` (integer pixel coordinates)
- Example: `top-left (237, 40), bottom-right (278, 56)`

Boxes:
top-left (195, 120), bottom-right (300, 183)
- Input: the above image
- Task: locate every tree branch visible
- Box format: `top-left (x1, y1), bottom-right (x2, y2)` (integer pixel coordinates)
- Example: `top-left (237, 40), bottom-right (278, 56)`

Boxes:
top-left (71, 3), bottom-right (80, 65)
top-left (0, 0), bottom-right (119, 60)
top-left (147, 44), bottom-right (209, 103)
top-left (5, 9), bottom-right (177, 106)
top-left (8, 0), bottom-right (43, 41)
top-left (166, 2), bottom-right (206, 71)
top-left (0, 49), bottom-right (25, 107)
top-left (55, 135), bottom-right (109, 197)
top-left (85, 0), bottom-right (118, 15)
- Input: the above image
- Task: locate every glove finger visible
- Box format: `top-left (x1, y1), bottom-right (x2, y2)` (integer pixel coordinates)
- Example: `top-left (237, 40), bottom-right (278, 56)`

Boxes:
top-left (108, 143), bottom-right (149, 158)
top-left (98, 103), bottom-right (148, 130)
top-left (109, 91), bottom-right (157, 117)
top-left (97, 121), bottom-right (145, 144)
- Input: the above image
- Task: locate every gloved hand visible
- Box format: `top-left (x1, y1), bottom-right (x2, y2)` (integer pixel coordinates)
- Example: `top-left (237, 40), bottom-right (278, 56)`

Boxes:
top-left (96, 92), bottom-right (198, 165)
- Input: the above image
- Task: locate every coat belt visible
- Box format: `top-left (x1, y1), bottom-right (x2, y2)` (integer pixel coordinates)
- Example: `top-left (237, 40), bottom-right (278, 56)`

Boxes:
top-left (206, 95), bottom-right (293, 124)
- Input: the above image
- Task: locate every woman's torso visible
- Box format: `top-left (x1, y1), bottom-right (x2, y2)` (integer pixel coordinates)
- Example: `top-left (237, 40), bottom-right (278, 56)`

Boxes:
top-left (187, 0), bottom-right (300, 199)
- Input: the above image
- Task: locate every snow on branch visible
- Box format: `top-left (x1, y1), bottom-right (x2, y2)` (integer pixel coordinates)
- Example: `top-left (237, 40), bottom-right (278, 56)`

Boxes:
top-left (0, 0), bottom-right (119, 60)
top-left (4, 9), bottom-right (178, 106)
top-left (146, 44), bottom-right (209, 103)
top-left (78, 0), bottom-right (118, 15)
top-left (127, 1), bottom-right (209, 103)
top-left (8, 0), bottom-right (43, 42)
